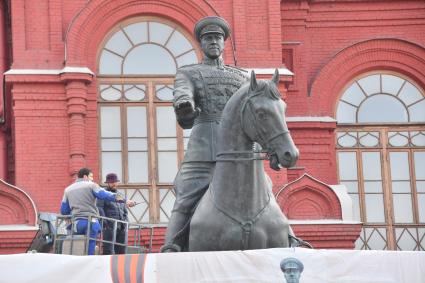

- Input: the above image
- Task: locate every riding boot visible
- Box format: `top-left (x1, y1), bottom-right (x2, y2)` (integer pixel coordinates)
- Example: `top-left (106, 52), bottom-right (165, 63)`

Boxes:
top-left (160, 211), bottom-right (191, 252)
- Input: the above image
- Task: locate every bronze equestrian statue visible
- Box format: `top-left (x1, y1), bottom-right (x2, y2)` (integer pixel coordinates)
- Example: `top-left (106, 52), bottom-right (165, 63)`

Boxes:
top-left (161, 16), bottom-right (299, 252)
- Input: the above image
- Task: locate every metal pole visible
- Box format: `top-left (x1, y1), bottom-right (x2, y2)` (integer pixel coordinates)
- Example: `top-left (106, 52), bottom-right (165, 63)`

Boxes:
top-left (112, 218), bottom-right (117, 254)
top-left (124, 221), bottom-right (128, 254)
top-left (85, 216), bottom-right (91, 255)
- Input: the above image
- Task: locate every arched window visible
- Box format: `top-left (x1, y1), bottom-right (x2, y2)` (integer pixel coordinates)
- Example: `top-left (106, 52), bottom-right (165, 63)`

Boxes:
top-left (337, 74), bottom-right (425, 123)
top-left (97, 18), bottom-right (199, 224)
top-left (336, 72), bottom-right (425, 251)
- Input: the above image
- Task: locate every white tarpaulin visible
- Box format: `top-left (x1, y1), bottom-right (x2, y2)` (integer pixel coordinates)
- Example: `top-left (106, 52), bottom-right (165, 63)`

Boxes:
top-left (0, 248), bottom-right (424, 283)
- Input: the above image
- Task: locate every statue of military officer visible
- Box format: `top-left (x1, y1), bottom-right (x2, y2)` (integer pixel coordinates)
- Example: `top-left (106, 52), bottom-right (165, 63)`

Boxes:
top-left (161, 16), bottom-right (249, 252)
top-left (280, 258), bottom-right (304, 283)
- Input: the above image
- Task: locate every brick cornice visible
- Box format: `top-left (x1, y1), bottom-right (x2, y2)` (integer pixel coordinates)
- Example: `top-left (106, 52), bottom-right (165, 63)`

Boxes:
top-left (0, 230), bottom-right (38, 254)
top-left (292, 223), bottom-right (362, 249)
top-left (5, 74), bottom-right (60, 83)
top-left (287, 119), bottom-right (336, 130)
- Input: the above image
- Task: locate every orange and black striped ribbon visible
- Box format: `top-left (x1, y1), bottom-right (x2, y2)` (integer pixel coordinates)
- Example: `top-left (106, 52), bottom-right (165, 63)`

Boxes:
top-left (110, 254), bottom-right (146, 283)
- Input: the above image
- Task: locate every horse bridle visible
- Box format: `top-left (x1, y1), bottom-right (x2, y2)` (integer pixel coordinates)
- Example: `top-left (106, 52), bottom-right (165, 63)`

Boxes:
top-left (209, 182), bottom-right (271, 250)
top-left (216, 89), bottom-right (289, 162)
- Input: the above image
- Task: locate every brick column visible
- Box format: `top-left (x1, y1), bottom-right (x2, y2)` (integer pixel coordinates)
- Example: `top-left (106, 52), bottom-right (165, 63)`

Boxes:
top-left (60, 72), bottom-right (93, 177)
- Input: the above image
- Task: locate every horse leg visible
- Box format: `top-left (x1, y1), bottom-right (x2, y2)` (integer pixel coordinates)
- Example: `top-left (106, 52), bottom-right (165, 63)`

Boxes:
top-left (258, 201), bottom-right (292, 249)
top-left (190, 190), bottom-right (262, 251)
top-left (189, 191), bottom-right (232, 251)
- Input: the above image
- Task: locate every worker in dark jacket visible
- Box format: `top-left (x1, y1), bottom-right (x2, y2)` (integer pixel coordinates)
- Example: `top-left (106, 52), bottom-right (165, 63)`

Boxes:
top-left (97, 173), bottom-right (135, 254)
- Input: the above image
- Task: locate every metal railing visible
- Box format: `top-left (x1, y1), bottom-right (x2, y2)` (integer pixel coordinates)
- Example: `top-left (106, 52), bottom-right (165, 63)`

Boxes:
top-left (53, 214), bottom-right (157, 255)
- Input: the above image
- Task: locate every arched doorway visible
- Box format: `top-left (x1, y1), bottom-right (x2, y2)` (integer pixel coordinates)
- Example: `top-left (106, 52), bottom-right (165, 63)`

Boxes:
top-left (97, 17), bottom-right (200, 224)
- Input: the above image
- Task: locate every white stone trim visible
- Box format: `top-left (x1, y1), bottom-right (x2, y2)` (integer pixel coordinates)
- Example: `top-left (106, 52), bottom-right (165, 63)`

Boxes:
top-left (245, 68), bottom-right (294, 76)
top-left (5, 69), bottom-right (61, 75)
top-left (289, 219), bottom-right (361, 225)
top-left (5, 67), bottom-right (94, 75)
top-left (286, 116), bottom-right (336, 122)
top-left (61, 66), bottom-right (94, 75)
top-left (0, 225), bottom-right (38, 231)
top-left (330, 185), bottom-right (355, 221)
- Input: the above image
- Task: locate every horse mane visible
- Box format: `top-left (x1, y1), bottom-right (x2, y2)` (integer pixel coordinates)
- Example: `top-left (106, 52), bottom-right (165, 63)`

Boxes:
top-left (224, 78), bottom-right (282, 119)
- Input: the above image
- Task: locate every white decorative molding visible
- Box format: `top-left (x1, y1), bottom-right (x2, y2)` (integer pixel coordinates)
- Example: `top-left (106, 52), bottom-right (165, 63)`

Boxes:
top-left (0, 225), bottom-right (38, 231)
top-left (245, 68), bottom-right (294, 76)
top-left (61, 66), bottom-right (94, 75)
top-left (5, 69), bottom-right (61, 75)
top-left (5, 67), bottom-right (94, 75)
top-left (289, 219), bottom-right (361, 225)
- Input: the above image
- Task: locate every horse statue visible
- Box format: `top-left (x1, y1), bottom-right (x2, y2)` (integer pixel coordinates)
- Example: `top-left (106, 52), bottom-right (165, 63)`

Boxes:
top-left (188, 70), bottom-right (300, 251)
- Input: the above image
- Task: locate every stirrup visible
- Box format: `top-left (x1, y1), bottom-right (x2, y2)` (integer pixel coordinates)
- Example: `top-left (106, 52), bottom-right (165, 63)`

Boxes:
top-left (289, 234), bottom-right (313, 249)
top-left (159, 243), bottom-right (182, 253)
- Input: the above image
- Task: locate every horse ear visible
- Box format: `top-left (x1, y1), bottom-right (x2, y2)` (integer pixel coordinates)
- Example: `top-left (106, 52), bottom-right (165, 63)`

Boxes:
top-left (250, 71), bottom-right (257, 91)
top-left (271, 68), bottom-right (279, 86)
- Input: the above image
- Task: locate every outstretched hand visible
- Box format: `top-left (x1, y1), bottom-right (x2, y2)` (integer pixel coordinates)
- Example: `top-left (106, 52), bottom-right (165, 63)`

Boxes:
top-left (175, 100), bottom-right (200, 129)
top-left (126, 200), bottom-right (136, 208)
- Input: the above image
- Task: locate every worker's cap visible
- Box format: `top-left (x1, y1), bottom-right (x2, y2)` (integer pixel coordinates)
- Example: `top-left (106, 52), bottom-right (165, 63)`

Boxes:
top-left (105, 173), bottom-right (120, 183)
top-left (194, 16), bottom-right (230, 42)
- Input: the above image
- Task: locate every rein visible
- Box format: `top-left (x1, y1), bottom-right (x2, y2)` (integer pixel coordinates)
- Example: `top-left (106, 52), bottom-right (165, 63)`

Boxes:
top-left (215, 150), bottom-right (268, 162)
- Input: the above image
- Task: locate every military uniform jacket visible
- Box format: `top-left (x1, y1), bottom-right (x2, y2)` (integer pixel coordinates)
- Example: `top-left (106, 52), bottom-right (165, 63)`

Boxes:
top-left (173, 58), bottom-right (248, 162)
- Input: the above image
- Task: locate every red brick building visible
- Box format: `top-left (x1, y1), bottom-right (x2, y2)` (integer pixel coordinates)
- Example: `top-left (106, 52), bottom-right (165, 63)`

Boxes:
top-left (1, 0), bottom-right (424, 254)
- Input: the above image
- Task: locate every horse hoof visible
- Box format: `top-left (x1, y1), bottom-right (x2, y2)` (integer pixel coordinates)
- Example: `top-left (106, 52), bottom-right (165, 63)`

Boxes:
top-left (159, 243), bottom-right (182, 253)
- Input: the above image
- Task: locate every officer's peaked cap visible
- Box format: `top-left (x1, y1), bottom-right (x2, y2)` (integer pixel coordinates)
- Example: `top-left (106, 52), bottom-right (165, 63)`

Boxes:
top-left (280, 257), bottom-right (304, 273)
top-left (194, 16), bottom-right (230, 42)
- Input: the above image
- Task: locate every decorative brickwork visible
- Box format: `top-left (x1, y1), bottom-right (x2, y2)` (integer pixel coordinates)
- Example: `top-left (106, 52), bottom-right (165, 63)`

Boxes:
top-left (61, 72), bottom-right (93, 176)
top-left (0, 179), bottom-right (36, 226)
top-left (65, 0), bottom-right (216, 67)
top-left (276, 174), bottom-right (342, 220)
top-left (288, 119), bottom-right (338, 185)
top-left (276, 174), bottom-right (362, 249)
top-left (0, 230), bottom-right (37, 254)
top-left (291, 223), bottom-right (362, 249)
top-left (309, 38), bottom-right (425, 115)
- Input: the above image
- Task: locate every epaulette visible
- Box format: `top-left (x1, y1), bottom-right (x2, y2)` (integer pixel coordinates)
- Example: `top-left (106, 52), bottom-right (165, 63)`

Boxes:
top-left (177, 63), bottom-right (200, 70)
